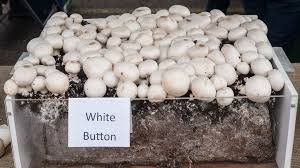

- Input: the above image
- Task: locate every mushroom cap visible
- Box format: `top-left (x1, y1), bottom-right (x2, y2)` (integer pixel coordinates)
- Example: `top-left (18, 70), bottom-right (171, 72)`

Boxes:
top-left (41, 56), bottom-right (56, 66)
top-left (159, 59), bottom-right (176, 70)
top-left (245, 75), bottom-right (271, 103)
top-left (27, 37), bottom-right (44, 53)
top-left (132, 7), bottom-right (151, 17)
top-left (216, 87), bottom-right (234, 106)
top-left (147, 84), bottom-right (167, 102)
top-left (169, 5), bottom-right (190, 17)
top-left (247, 29), bottom-right (268, 43)
top-left (234, 37), bottom-right (257, 54)
top-left (162, 68), bottom-right (190, 97)
top-left (84, 78), bottom-right (107, 97)
top-left (156, 16), bottom-right (178, 32)
top-left (63, 36), bottom-right (80, 52)
top-left (63, 51), bottom-right (81, 64)
top-left (104, 49), bottom-right (124, 64)
top-left (228, 27), bottom-right (247, 41)
top-left (241, 51), bottom-right (259, 63)
top-left (191, 76), bottom-right (216, 102)
top-left (138, 60), bottom-right (158, 78)
top-left (117, 81), bottom-right (138, 98)
top-left (65, 61), bottom-right (81, 74)
top-left (111, 26), bottom-right (131, 38)
top-left (103, 70), bottom-right (119, 88)
top-left (32, 43), bottom-right (53, 59)
top-left (187, 44), bottom-right (209, 58)
top-left (44, 34), bottom-right (63, 49)
top-left (168, 39), bottom-right (194, 59)
top-left (114, 62), bottom-right (140, 82)
top-left (137, 83), bottom-right (148, 98)
top-left (150, 70), bottom-right (163, 85)
top-left (83, 57), bottom-right (112, 78)
top-left (268, 69), bottom-right (284, 91)
top-left (13, 66), bottom-right (37, 87)
top-left (45, 71), bottom-right (69, 95)
top-left (207, 49), bottom-right (226, 64)
top-left (31, 76), bottom-right (46, 91)
top-left (106, 36), bottom-right (122, 48)
top-left (256, 42), bottom-right (273, 60)
top-left (236, 62), bottom-right (250, 75)
top-left (210, 75), bottom-right (227, 90)
top-left (221, 44), bottom-right (241, 67)
top-left (214, 63), bottom-right (237, 85)
top-left (250, 58), bottom-right (273, 76)
top-left (190, 58), bottom-right (215, 77)
top-left (4, 79), bottom-right (18, 96)
top-left (140, 45), bottom-right (160, 60)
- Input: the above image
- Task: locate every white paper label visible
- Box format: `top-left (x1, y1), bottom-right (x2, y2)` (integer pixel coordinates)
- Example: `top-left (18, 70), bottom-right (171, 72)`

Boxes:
top-left (68, 98), bottom-right (131, 147)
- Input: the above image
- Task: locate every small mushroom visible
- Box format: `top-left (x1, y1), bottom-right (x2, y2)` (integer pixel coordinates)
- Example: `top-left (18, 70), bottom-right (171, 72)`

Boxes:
top-left (138, 60), bottom-right (158, 78)
top-left (111, 26), bottom-right (131, 38)
top-left (207, 50), bottom-right (226, 64)
top-left (158, 59), bottom-right (176, 70)
top-left (150, 70), bottom-right (163, 85)
top-left (147, 84), bottom-right (167, 102)
top-left (156, 16), bottom-right (178, 32)
top-left (228, 27), bottom-right (247, 41)
top-left (23, 56), bottom-right (40, 65)
top-left (247, 29), bottom-right (268, 43)
top-left (187, 44), bottom-right (209, 58)
top-left (169, 5), bottom-right (190, 17)
top-left (191, 76), bottom-right (216, 102)
top-left (31, 76), bottom-right (46, 92)
top-left (221, 44), bottom-right (241, 67)
top-left (135, 34), bottom-right (153, 46)
top-left (32, 43), bottom-right (53, 59)
top-left (132, 7), bottom-right (151, 17)
top-left (190, 58), bottom-right (215, 77)
top-left (41, 56), bottom-right (56, 66)
top-left (13, 65), bottom-right (37, 87)
top-left (234, 37), bottom-right (257, 54)
top-left (216, 87), bottom-right (234, 106)
top-left (4, 79), bottom-right (18, 96)
top-left (267, 69), bottom-right (284, 91)
top-left (106, 36), bottom-right (122, 48)
top-left (256, 42), bottom-right (273, 60)
top-left (65, 61), bottom-right (81, 75)
top-left (214, 63), bottom-right (237, 85)
top-left (161, 68), bottom-right (190, 97)
top-left (241, 51), bottom-right (259, 63)
top-left (83, 57), bottom-right (112, 78)
top-left (137, 83), bottom-right (148, 98)
top-left (245, 75), bottom-right (271, 103)
top-left (140, 46), bottom-right (160, 60)
top-left (84, 78), bottom-right (107, 97)
top-left (45, 71), bottom-right (69, 95)
top-left (236, 62), bottom-right (250, 75)
top-left (210, 75), bottom-right (227, 90)
top-left (63, 36), bottom-right (80, 52)
top-left (250, 58), bottom-right (273, 76)
top-left (103, 70), bottom-right (119, 88)
top-left (117, 81), bottom-right (138, 98)
top-left (104, 49), bottom-right (124, 64)
top-left (114, 62), bottom-right (140, 82)
top-left (44, 34), bottom-right (63, 49)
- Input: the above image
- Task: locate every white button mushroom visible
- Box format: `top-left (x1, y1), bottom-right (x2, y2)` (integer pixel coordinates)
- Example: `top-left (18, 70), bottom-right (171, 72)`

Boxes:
top-left (135, 34), bottom-right (153, 46)
top-left (121, 41), bottom-right (141, 51)
top-left (92, 18), bottom-right (107, 30)
top-left (31, 76), bottom-right (46, 92)
top-left (215, 63), bottom-right (237, 85)
top-left (124, 20), bottom-right (141, 32)
top-left (191, 76), bottom-right (216, 102)
top-left (140, 45), bottom-right (160, 60)
top-left (23, 56), bottom-right (40, 65)
top-left (210, 75), bottom-right (227, 90)
top-left (234, 37), bottom-right (257, 54)
top-left (241, 51), bottom-right (259, 63)
top-left (77, 40), bottom-right (102, 54)
top-left (158, 59), bottom-right (176, 70)
top-left (190, 58), bottom-right (215, 77)
top-left (218, 16), bottom-right (241, 30)
top-left (132, 7), bottom-right (151, 17)
top-left (156, 16), bottom-right (178, 32)
top-left (103, 70), bottom-right (119, 88)
top-left (41, 56), bottom-right (56, 66)
top-left (153, 28), bottom-right (167, 40)
top-left (168, 39), bottom-right (194, 59)
top-left (65, 61), bottom-right (81, 75)
top-left (207, 50), bottom-right (226, 64)
top-left (149, 70), bottom-right (163, 85)
top-left (205, 26), bottom-right (228, 39)
top-left (245, 75), bottom-right (271, 103)
top-left (101, 28), bottom-right (112, 37)
top-left (45, 71), bottom-right (69, 95)
top-left (111, 26), bottom-right (131, 38)
top-left (106, 36), bottom-right (122, 48)
top-left (267, 69), bottom-right (284, 91)
top-left (32, 43), bottom-right (53, 59)
top-left (84, 78), bottom-right (107, 97)
top-left (216, 87), bottom-right (234, 106)
top-left (27, 37), bottom-right (44, 53)
top-left (83, 57), bottom-right (112, 78)
top-left (44, 34), bottom-right (63, 49)
top-left (250, 58), bottom-right (273, 76)
top-left (162, 68), bottom-right (190, 97)
top-left (147, 84), bottom-right (167, 102)
top-left (187, 44), bottom-right (209, 58)
top-left (138, 60), bottom-right (158, 78)
top-left (104, 49), bottom-right (124, 64)
top-left (221, 44), bottom-right (241, 67)
top-left (236, 62), bottom-right (250, 75)
top-left (13, 66), bottom-right (37, 87)
top-left (169, 5), bottom-right (190, 17)
top-left (187, 28), bottom-right (204, 36)
top-left (96, 33), bottom-right (108, 44)
top-left (247, 29), bottom-right (268, 43)
top-left (117, 81), bottom-right (138, 98)
top-left (256, 42), bottom-right (273, 60)
top-left (137, 83), bottom-right (148, 98)
top-left (228, 27), bottom-right (247, 41)
top-left (4, 79), bottom-right (18, 96)
top-left (70, 13), bottom-right (83, 23)
top-left (63, 51), bottom-right (81, 64)
top-left (63, 36), bottom-right (80, 52)
top-left (124, 53), bottom-right (143, 65)
top-left (114, 62), bottom-right (140, 82)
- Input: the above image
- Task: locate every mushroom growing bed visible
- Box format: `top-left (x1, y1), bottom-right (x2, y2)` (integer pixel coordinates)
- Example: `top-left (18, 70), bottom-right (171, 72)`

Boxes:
top-left (3, 5), bottom-right (298, 168)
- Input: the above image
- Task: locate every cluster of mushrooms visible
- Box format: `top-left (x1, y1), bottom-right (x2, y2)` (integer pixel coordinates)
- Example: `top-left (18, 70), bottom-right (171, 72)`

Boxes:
top-left (4, 5), bottom-right (285, 106)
